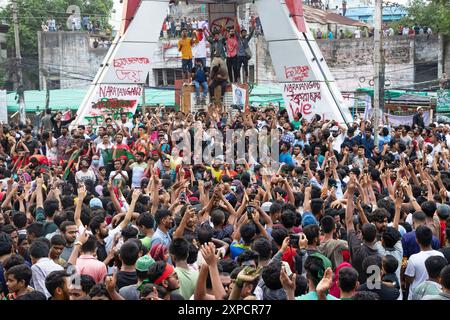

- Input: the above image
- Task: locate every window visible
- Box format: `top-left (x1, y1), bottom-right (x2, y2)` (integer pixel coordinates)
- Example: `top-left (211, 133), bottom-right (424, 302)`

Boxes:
top-left (249, 65), bottom-right (255, 83)
top-left (154, 69), bottom-right (164, 86)
top-left (153, 68), bottom-right (183, 86)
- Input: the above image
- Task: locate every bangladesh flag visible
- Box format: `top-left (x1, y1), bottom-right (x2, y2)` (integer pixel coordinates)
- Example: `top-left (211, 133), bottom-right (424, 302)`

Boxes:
top-left (101, 148), bottom-right (114, 165)
top-left (63, 149), bottom-right (81, 180)
top-left (114, 148), bottom-right (135, 161)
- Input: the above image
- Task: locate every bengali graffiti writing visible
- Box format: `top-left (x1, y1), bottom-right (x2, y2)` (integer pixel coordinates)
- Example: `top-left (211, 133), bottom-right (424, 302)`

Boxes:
top-left (115, 70), bottom-right (143, 82)
top-left (284, 65), bottom-right (310, 81)
top-left (285, 91), bottom-right (322, 104)
top-left (112, 57), bottom-right (150, 83)
top-left (283, 82), bottom-right (323, 118)
top-left (113, 57), bottom-right (150, 68)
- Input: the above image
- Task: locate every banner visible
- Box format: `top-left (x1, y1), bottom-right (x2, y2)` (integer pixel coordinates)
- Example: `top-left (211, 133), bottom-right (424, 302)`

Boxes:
top-left (384, 111), bottom-right (430, 127)
top-left (232, 84), bottom-right (247, 106)
top-left (0, 90), bottom-right (7, 124)
top-left (84, 95), bottom-right (139, 125)
top-left (437, 90), bottom-right (450, 113)
top-left (282, 81), bottom-right (331, 121)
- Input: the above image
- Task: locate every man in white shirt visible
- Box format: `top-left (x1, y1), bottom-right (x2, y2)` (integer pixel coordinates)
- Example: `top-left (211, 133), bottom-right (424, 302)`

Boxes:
top-left (405, 226), bottom-right (445, 300)
top-left (96, 134), bottom-right (114, 167)
top-left (30, 241), bottom-right (64, 298)
top-left (193, 27), bottom-right (207, 67)
top-left (126, 152), bottom-right (148, 188)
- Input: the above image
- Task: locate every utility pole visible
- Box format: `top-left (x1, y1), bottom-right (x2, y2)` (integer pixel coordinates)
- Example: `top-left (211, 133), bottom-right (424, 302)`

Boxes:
top-left (373, 0), bottom-right (384, 146)
top-left (12, 0), bottom-right (26, 125)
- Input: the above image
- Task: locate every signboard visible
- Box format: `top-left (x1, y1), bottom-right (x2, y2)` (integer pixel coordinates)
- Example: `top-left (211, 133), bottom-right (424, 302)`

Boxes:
top-left (208, 3), bottom-right (236, 35)
top-left (385, 111), bottom-right (430, 127)
top-left (74, 0), bottom-right (168, 126)
top-left (0, 90), bottom-right (7, 124)
top-left (437, 90), bottom-right (450, 113)
top-left (83, 84), bottom-right (142, 124)
top-left (232, 84), bottom-right (247, 106)
top-left (282, 81), bottom-right (333, 121)
top-left (85, 98), bottom-right (138, 125)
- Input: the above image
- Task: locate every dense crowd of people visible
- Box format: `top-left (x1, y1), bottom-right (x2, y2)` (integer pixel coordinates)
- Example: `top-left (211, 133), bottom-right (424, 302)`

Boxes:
top-left (1, 101), bottom-right (450, 301)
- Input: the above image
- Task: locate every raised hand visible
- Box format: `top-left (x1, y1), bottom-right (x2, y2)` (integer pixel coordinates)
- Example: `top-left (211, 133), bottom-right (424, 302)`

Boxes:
top-left (279, 265), bottom-right (296, 298)
top-left (77, 184), bottom-right (87, 200)
top-left (131, 188), bottom-right (142, 201)
top-left (395, 189), bottom-right (403, 208)
top-left (298, 233), bottom-right (308, 249)
top-left (316, 267), bottom-right (333, 298)
top-left (105, 272), bottom-right (117, 293)
top-left (200, 242), bottom-right (219, 266)
top-left (77, 227), bottom-right (90, 245)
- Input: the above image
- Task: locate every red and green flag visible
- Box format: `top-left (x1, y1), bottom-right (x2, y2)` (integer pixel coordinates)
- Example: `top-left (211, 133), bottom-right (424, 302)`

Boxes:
top-left (63, 149), bottom-right (81, 180)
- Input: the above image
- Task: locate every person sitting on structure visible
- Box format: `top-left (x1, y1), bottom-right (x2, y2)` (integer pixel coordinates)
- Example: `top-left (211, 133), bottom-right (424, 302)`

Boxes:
top-left (191, 59), bottom-right (209, 105)
top-left (208, 65), bottom-right (228, 105)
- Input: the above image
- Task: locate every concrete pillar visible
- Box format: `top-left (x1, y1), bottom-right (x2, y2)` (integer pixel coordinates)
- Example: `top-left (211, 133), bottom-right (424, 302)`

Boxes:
top-left (438, 33), bottom-right (444, 77)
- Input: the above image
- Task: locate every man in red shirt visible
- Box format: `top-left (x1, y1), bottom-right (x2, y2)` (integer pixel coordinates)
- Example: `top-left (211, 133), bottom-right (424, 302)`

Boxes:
top-left (225, 27), bottom-right (239, 83)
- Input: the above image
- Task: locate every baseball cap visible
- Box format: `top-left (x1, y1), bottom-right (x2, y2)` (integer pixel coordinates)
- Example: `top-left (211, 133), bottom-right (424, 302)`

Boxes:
top-left (261, 202), bottom-right (272, 213)
top-left (310, 252), bottom-right (332, 277)
top-left (89, 197), bottom-right (103, 209)
top-left (136, 255), bottom-right (156, 272)
top-left (437, 204), bottom-right (450, 220)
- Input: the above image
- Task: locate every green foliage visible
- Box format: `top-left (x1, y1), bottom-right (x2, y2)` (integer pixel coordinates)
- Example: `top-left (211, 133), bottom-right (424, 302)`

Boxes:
top-left (405, 0), bottom-right (450, 36)
top-left (0, 0), bottom-right (113, 88)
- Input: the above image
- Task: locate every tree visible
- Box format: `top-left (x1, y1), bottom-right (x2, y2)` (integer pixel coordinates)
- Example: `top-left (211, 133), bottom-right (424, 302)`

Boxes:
top-left (406, 0), bottom-right (450, 36)
top-left (0, 0), bottom-right (114, 89)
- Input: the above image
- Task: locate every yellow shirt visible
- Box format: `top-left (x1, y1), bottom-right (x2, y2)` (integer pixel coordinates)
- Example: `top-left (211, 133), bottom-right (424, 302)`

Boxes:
top-left (205, 165), bottom-right (223, 181)
top-left (178, 37), bottom-right (198, 60)
top-left (165, 154), bottom-right (183, 170)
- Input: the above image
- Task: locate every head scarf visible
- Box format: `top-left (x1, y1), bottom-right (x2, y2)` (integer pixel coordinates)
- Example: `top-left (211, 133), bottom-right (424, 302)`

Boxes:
top-left (150, 243), bottom-right (168, 261)
top-left (329, 262), bottom-right (353, 298)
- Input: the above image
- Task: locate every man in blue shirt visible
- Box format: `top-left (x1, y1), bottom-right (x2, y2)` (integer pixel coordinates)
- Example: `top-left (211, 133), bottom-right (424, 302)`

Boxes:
top-left (359, 127), bottom-right (375, 158)
top-left (378, 126), bottom-right (391, 151)
top-left (279, 142), bottom-right (294, 166)
top-left (191, 59), bottom-right (208, 105)
top-left (401, 211), bottom-right (440, 258)
top-left (150, 209), bottom-right (173, 250)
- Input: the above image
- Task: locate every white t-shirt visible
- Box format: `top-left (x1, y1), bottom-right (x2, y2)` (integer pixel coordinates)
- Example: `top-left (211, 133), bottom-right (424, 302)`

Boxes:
top-left (332, 132), bottom-right (346, 152)
top-left (46, 138), bottom-right (58, 163)
top-left (193, 37), bottom-right (207, 59)
top-left (75, 169), bottom-right (97, 184)
top-left (405, 250), bottom-right (444, 300)
top-left (109, 170), bottom-right (129, 186)
top-left (130, 162), bottom-right (148, 188)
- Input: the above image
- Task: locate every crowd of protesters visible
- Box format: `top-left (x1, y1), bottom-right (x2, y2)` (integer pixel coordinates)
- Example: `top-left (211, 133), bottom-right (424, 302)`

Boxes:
top-left (1, 100), bottom-right (450, 301)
